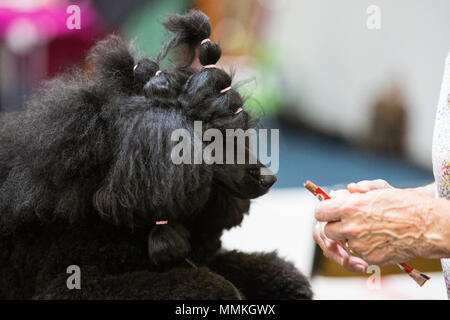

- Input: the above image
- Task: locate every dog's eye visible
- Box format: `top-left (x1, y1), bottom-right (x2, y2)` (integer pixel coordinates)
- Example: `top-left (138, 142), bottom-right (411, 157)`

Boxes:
top-left (249, 167), bottom-right (259, 177)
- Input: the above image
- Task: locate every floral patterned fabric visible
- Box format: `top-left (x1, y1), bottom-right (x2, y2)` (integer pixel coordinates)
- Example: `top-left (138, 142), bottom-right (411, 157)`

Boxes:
top-left (432, 49), bottom-right (450, 299)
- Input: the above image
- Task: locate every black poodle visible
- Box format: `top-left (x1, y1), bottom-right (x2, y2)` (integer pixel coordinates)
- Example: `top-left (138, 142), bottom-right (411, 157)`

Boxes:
top-left (0, 10), bottom-right (312, 299)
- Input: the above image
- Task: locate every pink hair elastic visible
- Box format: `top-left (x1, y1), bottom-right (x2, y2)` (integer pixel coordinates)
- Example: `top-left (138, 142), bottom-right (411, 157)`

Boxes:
top-left (220, 86), bottom-right (232, 94)
top-left (203, 64), bottom-right (216, 69)
top-left (234, 107), bottom-right (243, 115)
top-left (155, 220), bottom-right (168, 225)
top-left (155, 70), bottom-right (162, 76)
top-left (201, 38), bottom-right (211, 45)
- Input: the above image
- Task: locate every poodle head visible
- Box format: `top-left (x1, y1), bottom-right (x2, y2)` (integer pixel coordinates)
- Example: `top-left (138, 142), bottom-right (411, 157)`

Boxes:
top-left (88, 10), bottom-right (279, 267)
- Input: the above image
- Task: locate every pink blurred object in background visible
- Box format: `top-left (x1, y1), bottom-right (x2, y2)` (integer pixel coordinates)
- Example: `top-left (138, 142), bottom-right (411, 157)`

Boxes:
top-left (0, 0), bottom-right (99, 40)
top-left (0, 0), bottom-right (108, 112)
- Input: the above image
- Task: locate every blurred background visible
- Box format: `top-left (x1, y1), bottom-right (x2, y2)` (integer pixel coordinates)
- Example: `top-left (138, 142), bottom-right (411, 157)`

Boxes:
top-left (1, 0), bottom-right (449, 299)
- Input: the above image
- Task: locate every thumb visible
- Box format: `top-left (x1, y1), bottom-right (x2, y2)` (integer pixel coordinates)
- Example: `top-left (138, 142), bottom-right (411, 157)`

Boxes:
top-left (348, 179), bottom-right (391, 193)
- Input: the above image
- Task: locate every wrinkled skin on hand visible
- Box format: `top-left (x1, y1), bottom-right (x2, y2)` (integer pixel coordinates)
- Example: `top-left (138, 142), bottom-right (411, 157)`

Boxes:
top-left (312, 179), bottom-right (391, 272)
top-left (315, 185), bottom-right (450, 266)
top-left (313, 220), bottom-right (368, 273)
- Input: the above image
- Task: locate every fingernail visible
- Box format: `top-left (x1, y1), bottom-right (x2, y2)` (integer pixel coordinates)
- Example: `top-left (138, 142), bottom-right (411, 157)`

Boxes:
top-left (355, 264), bottom-right (366, 273)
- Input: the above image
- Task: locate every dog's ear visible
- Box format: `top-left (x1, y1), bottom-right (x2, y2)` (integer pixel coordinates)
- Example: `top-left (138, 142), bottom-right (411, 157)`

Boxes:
top-left (92, 101), bottom-right (213, 229)
top-left (86, 35), bottom-right (136, 93)
top-left (148, 223), bottom-right (190, 266)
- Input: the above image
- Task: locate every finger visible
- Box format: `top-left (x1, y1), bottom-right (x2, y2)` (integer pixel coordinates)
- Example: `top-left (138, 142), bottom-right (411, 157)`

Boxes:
top-left (347, 182), bottom-right (365, 193)
top-left (345, 255), bottom-right (369, 272)
top-left (313, 223), bottom-right (323, 244)
top-left (324, 221), bottom-right (355, 240)
top-left (315, 223), bottom-right (339, 253)
top-left (319, 222), bottom-right (339, 249)
top-left (313, 224), bottom-right (323, 245)
top-left (314, 197), bottom-right (351, 222)
top-left (315, 228), bottom-right (342, 259)
top-left (314, 224), bottom-right (368, 273)
top-left (318, 222), bottom-right (328, 241)
top-left (324, 241), bottom-right (368, 273)
top-left (337, 245), bottom-right (369, 271)
top-left (317, 222), bottom-right (327, 242)
top-left (347, 179), bottom-right (391, 193)
top-left (328, 189), bottom-right (350, 198)
top-left (332, 240), bottom-right (369, 272)
top-left (313, 224), bottom-right (333, 254)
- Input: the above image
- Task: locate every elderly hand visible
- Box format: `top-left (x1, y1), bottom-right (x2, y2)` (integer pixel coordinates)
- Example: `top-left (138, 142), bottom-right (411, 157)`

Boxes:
top-left (315, 182), bottom-right (450, 266)
top-left (312, 180), bottom-right (392, 272)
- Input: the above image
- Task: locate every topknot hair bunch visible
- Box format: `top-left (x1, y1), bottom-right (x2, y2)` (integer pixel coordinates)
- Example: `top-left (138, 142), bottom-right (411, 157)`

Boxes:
top-left (132, 58), bottom-right (160, 93)
top-left (199, 38), bottom-right (222, 67)
top-left (155, 10), bottom-right (256, 131)
top-left (158, 10), bottom-right (217, 65)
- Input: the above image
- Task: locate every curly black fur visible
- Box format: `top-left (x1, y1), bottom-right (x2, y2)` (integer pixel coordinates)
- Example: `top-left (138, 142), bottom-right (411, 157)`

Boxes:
top-left (0, 10), bottom-right (312, 299)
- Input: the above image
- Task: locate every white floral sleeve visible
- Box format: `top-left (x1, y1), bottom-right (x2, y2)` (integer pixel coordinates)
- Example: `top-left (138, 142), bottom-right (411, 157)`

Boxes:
top-left (432, 48), bottom-right (450, 299)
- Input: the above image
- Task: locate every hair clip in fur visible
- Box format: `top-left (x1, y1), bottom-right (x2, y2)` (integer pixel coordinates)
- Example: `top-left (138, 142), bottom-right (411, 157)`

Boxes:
top-left (155, 70), bottom-right (162, 76)
top-left (201, 38), bottom-right (211, 45)
top-left (155, 220), bottom-right (168, 225)
top-left (220, 86), bottom-right (232, 94)
top-left (203, 64), bottom-right (216, 69)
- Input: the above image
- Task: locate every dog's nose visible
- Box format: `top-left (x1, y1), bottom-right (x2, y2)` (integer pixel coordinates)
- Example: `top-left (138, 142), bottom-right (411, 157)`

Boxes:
top-left (260, 174), bottom-right (277, 188)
